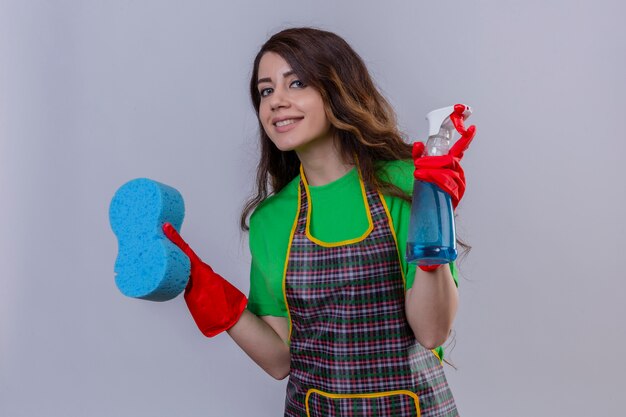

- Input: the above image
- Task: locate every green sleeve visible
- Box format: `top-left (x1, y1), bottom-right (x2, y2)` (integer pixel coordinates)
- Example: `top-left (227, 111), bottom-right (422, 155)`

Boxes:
top-left (248, 248), bottom-right (288, 317)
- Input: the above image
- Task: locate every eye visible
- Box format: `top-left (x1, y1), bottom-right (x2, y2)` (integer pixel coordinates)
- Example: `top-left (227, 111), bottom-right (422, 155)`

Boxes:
top-left (259, 87), bottom-right (273, 98)
top-left (290, 80), bottom-right (305, 88)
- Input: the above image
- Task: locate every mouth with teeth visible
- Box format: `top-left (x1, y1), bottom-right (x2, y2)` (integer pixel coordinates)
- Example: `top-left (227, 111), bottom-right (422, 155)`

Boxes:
top-left (273, 117), bottom-right (303, 132)
top-left (275, 118), bottom-right (302, 127)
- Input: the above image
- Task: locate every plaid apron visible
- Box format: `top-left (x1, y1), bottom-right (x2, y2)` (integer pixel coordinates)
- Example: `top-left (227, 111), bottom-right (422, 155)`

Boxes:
top-left (282, 169), bottom-right (459, 417)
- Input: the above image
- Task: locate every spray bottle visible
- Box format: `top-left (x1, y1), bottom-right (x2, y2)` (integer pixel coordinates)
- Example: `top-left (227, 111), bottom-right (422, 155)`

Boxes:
top-left (406, 105), bottom-right (472, 265)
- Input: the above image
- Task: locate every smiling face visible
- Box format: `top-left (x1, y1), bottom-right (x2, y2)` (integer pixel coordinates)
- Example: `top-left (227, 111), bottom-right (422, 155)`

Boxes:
top-left (256, 52), bottom-right (332, 153)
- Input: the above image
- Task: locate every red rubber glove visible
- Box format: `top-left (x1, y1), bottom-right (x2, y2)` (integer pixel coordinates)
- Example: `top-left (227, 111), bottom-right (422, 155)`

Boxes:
top-left (413, 104), bottom-right (476, 271)
top-left (162, 223), bottom-right (247, 337)
top-left (413, 104), bottom-right (476, 209)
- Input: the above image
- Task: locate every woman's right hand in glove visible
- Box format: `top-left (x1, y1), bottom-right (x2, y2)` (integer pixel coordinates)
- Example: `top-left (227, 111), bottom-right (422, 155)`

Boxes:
top-left (162, 223), bottom-right (247, 338)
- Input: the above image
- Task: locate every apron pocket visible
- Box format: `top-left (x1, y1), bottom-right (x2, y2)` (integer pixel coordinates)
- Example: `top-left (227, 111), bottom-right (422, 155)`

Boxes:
top-left (305, 388), bottom-right (420, 417)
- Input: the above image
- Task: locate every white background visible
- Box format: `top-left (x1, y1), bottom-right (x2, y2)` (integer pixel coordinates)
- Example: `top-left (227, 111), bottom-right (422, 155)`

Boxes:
top-left (1, 1), bottom-right (625, 416)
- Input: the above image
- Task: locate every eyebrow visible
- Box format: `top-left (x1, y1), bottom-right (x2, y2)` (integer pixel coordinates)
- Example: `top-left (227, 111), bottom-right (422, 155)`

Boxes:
top-left (257, 70), bottom-right (296, 85)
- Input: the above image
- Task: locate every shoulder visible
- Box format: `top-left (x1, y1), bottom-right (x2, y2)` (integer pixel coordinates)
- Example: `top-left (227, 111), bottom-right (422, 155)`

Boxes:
top-left (249, 175), bottom-right (300, 239)
top-left (376, 159), bottom-right (414, 195)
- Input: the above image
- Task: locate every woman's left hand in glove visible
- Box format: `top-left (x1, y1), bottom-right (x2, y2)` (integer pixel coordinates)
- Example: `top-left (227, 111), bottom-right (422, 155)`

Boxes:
top-left (412, 104), bottom-right (476, 209)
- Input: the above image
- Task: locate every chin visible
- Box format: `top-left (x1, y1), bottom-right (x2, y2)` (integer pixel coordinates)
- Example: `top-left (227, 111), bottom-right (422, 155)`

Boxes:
top-left (270, 139), bottom-right (301, 153)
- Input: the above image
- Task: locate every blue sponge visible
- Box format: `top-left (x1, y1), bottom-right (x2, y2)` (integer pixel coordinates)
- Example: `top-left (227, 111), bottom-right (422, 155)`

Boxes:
top-left (109, 178), bottom-right (191, 301)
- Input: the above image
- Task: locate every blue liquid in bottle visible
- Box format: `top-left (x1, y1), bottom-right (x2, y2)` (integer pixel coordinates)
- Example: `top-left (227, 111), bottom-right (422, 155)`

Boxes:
top-left (406, 180), bottom-right (457, 265)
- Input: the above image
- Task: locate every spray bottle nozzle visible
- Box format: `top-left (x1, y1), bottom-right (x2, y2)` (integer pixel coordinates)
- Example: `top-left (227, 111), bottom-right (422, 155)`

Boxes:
top-left (424, 104), bottom-right (472, 156)
top-left (426, 105), bottom-right (472, 137)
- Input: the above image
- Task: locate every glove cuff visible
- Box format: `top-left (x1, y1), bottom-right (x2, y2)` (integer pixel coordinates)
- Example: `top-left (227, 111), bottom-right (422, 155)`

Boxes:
top-left (418, 264), bottom-right (442, 272)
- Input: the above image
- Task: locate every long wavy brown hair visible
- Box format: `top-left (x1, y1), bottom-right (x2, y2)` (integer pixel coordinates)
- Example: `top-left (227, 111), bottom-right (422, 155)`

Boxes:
top-left (240, 27), bottom-right (413, 230)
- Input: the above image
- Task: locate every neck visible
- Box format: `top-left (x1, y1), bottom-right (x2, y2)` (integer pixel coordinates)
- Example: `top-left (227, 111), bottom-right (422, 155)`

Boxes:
top-left (296, 135), bottom-right (354, 186)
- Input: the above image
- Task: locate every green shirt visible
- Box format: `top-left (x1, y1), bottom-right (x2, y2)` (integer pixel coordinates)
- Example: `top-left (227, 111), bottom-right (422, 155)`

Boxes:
top-left (247, 159), bottom-right (458, 317)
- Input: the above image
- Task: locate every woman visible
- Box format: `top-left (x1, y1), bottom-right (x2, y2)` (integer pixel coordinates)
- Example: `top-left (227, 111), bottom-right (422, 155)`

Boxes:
top-left (164, 27), bottom-right (475, 417)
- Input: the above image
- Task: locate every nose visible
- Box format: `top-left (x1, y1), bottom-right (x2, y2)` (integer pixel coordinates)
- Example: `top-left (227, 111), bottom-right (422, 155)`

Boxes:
top-left (269, 86), bottom-right (289, 111)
